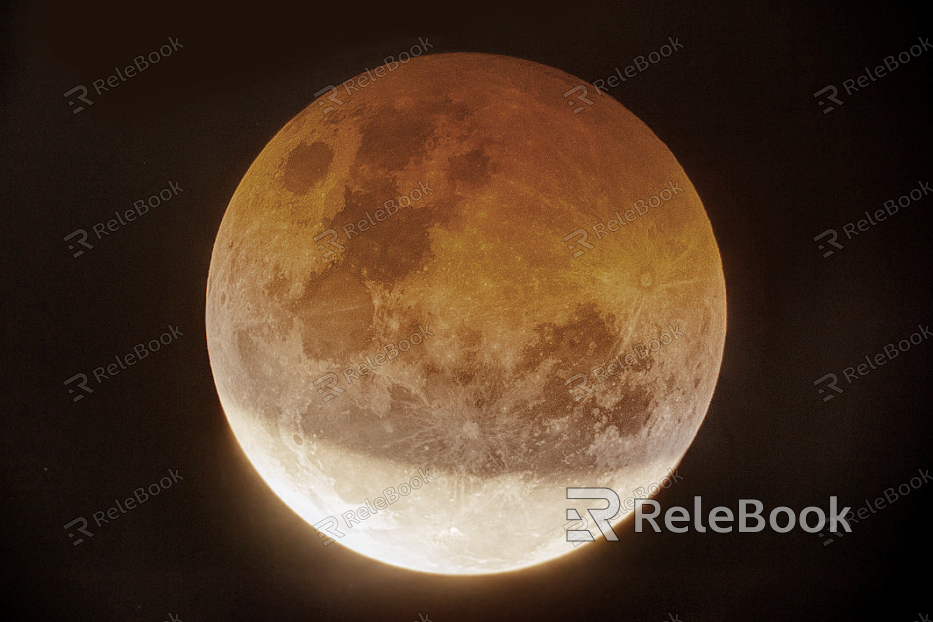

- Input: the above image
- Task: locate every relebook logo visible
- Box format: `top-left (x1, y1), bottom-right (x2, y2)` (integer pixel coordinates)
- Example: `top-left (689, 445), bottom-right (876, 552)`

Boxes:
top-left (313, 324), bottom-right (434, 403)
top-left (565, 489), bottom-right (852, 542)
top-left (313, 467), bottom-right (436, 547)
top-left (63, 469), bottom-right (183, 546)
top-left (813, 36), bottom-right (931, 114)
top-left (633, 496), bottom-right (851, 534)
top-left (813, 322), bottom-right (931, 403)
top-left (63, 324), bottom-right (184, 402)
top-left (818, 467), bottom-right (931, 545)
top-left (63, 181), bottom-right (184, 257)
top-left (813, 180), bottom-right (930, 258)
top-left (564, 471), bottom-right (685, 546)
top-left (63, 37), bottom-right (184, 114)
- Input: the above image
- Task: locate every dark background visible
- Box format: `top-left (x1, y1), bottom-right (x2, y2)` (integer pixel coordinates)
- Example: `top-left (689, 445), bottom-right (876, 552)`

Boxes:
top-left (3, 0), bottom-right (932, 620)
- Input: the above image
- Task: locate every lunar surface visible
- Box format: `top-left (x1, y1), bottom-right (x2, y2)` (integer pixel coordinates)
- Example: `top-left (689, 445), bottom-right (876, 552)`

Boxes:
top-left (206, 52), bottom-right (726, 575)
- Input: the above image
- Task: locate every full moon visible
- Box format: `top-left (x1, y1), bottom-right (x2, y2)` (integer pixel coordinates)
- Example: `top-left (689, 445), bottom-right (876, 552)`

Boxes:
top-left (206, 52), bottom-right (726, 575)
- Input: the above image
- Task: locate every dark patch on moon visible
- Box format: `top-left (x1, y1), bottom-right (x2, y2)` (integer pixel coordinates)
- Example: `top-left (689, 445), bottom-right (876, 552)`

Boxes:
top-left (518, 302), bottom-right (618, 391)
top-left (230, 329), bottom-right (290, 423)
top-left (300, 105), bottom-right (473, 290)
top-left (603, 380), bottom-right (655, 434)
top-left (264, 270), bottom-right (292, 301)
top-left (292, 269), bottom-right (374, 360)
top-left (282, 142), bottom-right (333, 194)
top-left (235, 329), bottom-right (263, 382)
top-left (322, 173), bottom-right (457, 288)
top-left (340, 189), bottom-right (451, 287)
top-left (357, 106), bottom-right (436, 171)
top-left (291, 301), bottom-right (663, 477)
top-left (448, 148), bottom-right (491, 192)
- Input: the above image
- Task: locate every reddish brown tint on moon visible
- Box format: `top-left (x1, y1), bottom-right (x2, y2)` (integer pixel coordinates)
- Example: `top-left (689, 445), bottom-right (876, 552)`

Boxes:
top-left (206, 52), bottom-right (726, 574)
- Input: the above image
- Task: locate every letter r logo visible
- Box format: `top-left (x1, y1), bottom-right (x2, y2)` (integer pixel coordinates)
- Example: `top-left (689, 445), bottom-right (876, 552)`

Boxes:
top-left (313, 372), bottom-right (344, 402)
top-left (563, 85), bottom-right (594, 114)
top-left (63, 517), bottom-right (94, 545)
top-left (814, 373), bottom-right (843, 402)
top-left (314, 85), bottom-right (344, 114)
top-left (563, 229), bottom-right (595, 258)
top-left (813, 229), bottom-right (843, 257)
top-left (564, 373), bottom-right (594, 402)
top-left (564, 508), bottom-right (593, 544)
top-left (63, 85), bottom-right (94, 114)
top-left (313, 229), bottom-right (345, 259)
top-left (566, 487), bottom-right (621, 541)
top-left (64, 229), bottom-right (94, 257)
top-left (64, 373), bottom-right (94, 402)
top-left (813, 84), bottom-right (844, 114)
top-left (313, 515), bottom-right (346, 546)
top-left (563, 514), bottom-right (592, 547)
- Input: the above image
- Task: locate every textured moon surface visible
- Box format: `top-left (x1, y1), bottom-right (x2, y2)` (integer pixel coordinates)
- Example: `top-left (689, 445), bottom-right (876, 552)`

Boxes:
top-left (206, 52), bottom-right (726, 575)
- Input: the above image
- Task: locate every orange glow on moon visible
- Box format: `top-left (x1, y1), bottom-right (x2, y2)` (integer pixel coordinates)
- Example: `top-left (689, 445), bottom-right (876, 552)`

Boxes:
top-left (206, 53), bottom-right (726, 574)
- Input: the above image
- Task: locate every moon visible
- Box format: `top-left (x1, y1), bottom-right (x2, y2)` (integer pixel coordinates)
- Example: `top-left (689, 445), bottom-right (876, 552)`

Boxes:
top-left (206, 52), bottom-right (726, 575)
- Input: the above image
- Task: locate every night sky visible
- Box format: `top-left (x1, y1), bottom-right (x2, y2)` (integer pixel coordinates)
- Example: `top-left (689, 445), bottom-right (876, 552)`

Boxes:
top-left (3, 1), bottom-right (932, 620)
